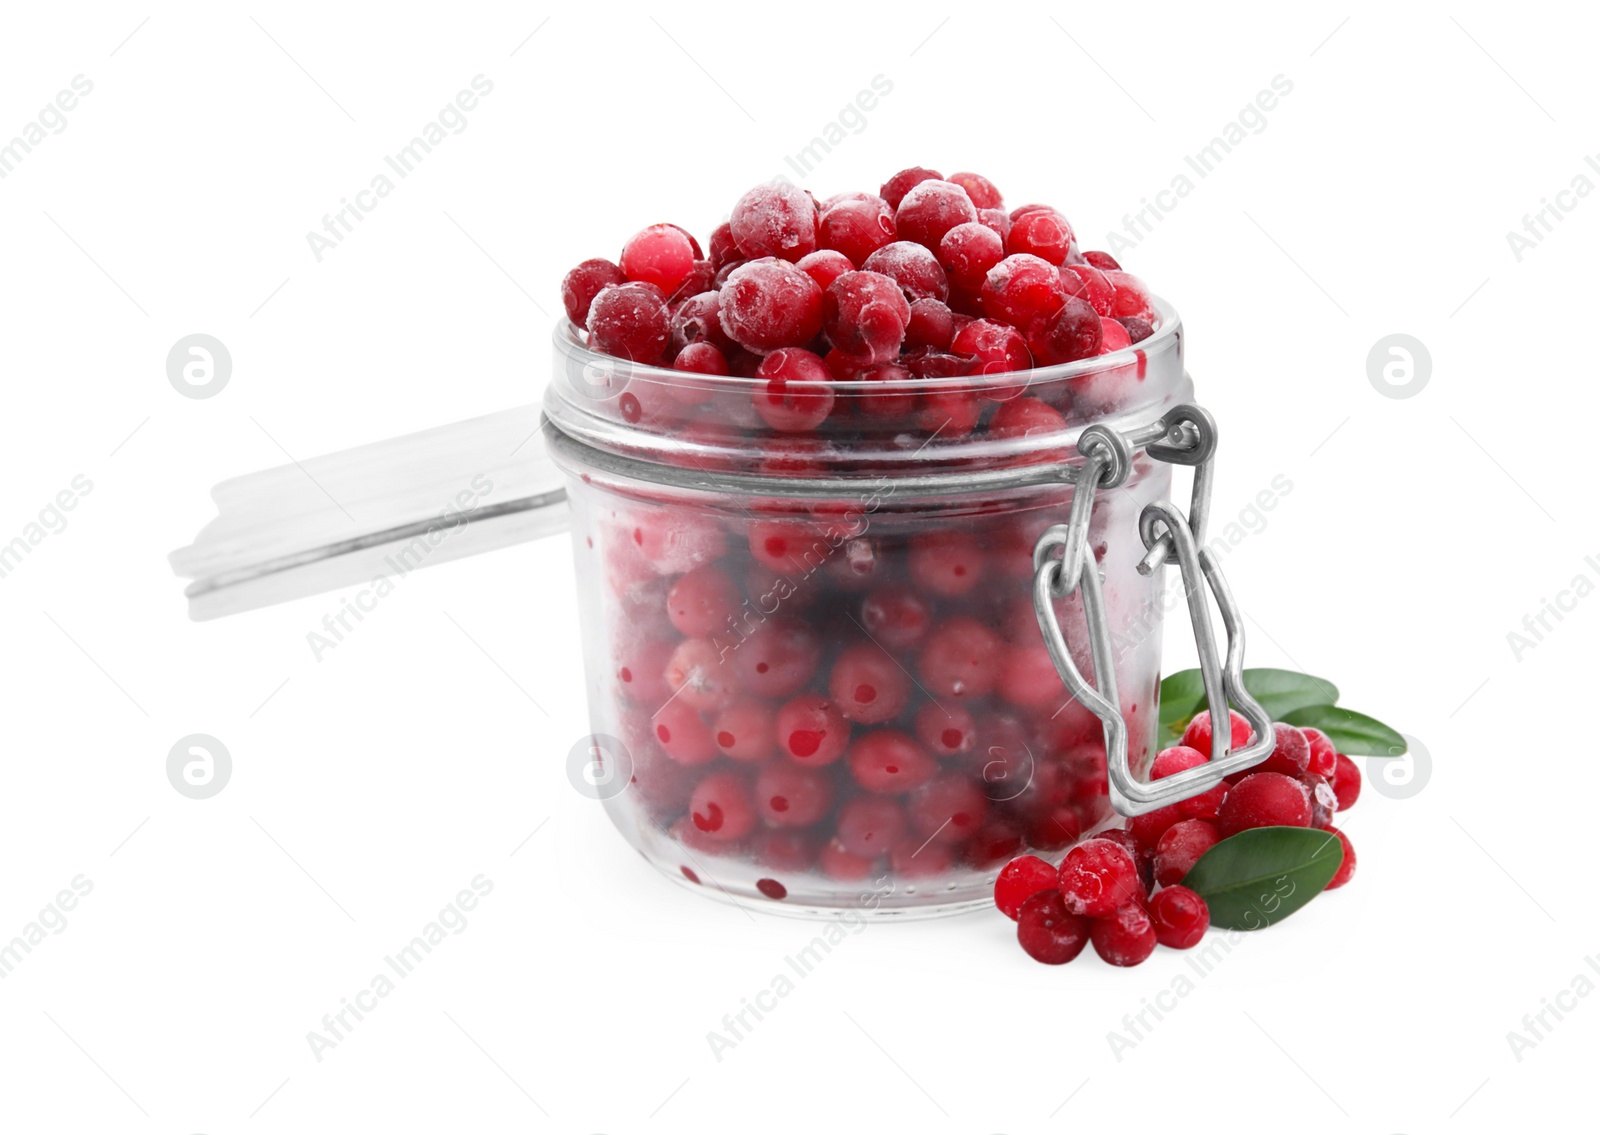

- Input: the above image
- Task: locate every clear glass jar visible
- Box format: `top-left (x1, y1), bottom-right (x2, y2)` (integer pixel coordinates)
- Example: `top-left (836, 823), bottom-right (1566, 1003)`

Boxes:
top-left (542, 303), bottom-right (1192, 916)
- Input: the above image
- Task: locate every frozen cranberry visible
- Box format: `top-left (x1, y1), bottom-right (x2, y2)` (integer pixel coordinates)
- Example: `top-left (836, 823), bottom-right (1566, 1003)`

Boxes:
top-left (818, 837), bottom-right (877, 880)
top-left (906, 772), bottom-right (987, 843)
top-left (562, 258), bottom-right (625, 328)
top-left (1104, 270), bottom-right (1156, 320)
top-left (1082, 250), bottom-right (1121, 271)
top-left (756, 763), bottom-right (834, 827)
top-left (711, 699), bottom-right (776, 763)
top-left (1059, 264), bottom-right (1115, 315)
top-left (1058, 837), bottom-right (1143, 917)
top-left (689, 771), bottom-right (757, 842)
top-left (1092, 827), bottom-right (1155, 894)
top-left (1148, 885), bottom-right (1209, 949)
top-left (1324, 825), bottom-right (1357, 889)
top-left (751, 829), bottom-right (817, 872)
top-left (915, 385), bottom-right (983, 436)
top-left (663, 638), bottom-right (737, 711)
top-left (708, 221), bottom-right (740, 268)
top-left (880, 166), bottom-right (942, 210)
top-left (890, 837), bottom-right (954, 879)
top-left (1026, 806), bottom-right (1083, 854)
top-left (653, 700), bottom-right (718, 765)
top-left (620, 224), bottom-right (698, 294)
top-left (616, 635), bottom-right (676, 704)
top-left (1331, 754), bottom-right (1361, 811)
top-left (670, 814), bottom-right (737, 856)
top-left (730, 181), bottom-right (818, 262)
top-left (666, 564), bottom-right (739, 638)
top-left (587, 282), bottom-right (672, 364)
top-left (1302, 727), bottom-right (1338, 779)
top-left (917, 616), bottom-right (1002, 700)
top-left (746, 518), bottom-right (824, 574)
top-left (1153, 819), bottom-right (1219, 886)
top-left (670, 291), bottom-right (734, 353)
top-left (977, 208), bottom-right (1011, 240)
top-left (951, 319), bottom-right (1031, 394)
top-left (938, 222), bottom-right (1005, 293)
top-left (990, 396), bottom-right (1068, 444)
top-left (1097, 317), bottom-right (1132, 355)
top-left (907, 530), bottom-right (985, 598)
top-left (818, 195), bottom-right (897, 264)
top-left (1128, 804), bottom-right (1185, 852)
top-left (776, 692), bottom-right (850, 765)
top-left (733, 617), bottom-right (821, 699)
top-left (719, 258), bottom-right (824, 353)
top-left (992, 643), bottom-right (1060, 712)
top-left (1150, 744), bottom-right (1227, 821)
top-left (859, 587), bottom-right (933, 652)
top-left (823, 271), bottom-right (911, 363)
top-left (829, 642), bottom-right (912, 724)
top-left (981, 254), bottom-right (1067, 329)
top-left (861, 242), bottom-right (949, 302)
top-left (1257, 724), bottom-right (1312, 778)
top-left (966, 820), bottom-right (1026, 867)
top-left (1217, 772), bottom-right (1313, 837)
top-left (1015, 890), bottom-right (1092, 964)
top-left (904, 298), bottom-right (956, 350)
top-left (849, 730), bottom-right (937, 794)
top-left (796, 249), bottom-right (855, 292)
top-left (754, 348), bottom-right (835, 431)
top-left (946, 171), bottom-right (1003, 210)
top-left (1180, 709), bottom-right (1253, 761)
top-left (1118, 316), bottom-right (1155, 343)
top-left (1091, 901), bottom-right (1157, 966)
top-left (672, 341), bottom-right (729, 378)
top-left (895, 180), bottom-right (978, 250)
top-left (914, 701), bottom-right (977, 758)
top-left (835, 795), bottom-right (906, 858)
top-left (1006, 208), bottom-right (1073, 265)
top-left (1299, 773), bottom-right (1338, 829)
top-left (1026, 295), bottom-right (1102, 365)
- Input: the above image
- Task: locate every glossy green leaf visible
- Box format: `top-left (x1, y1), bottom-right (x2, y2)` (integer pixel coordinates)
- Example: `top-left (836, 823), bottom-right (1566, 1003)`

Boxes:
top-left (1241, 668), bottom-right (1340, 721)
top-left (1182, 827), bottom-right (1344, 931)
top-left (1158, 669), bottom-right (1209, 743)
top-left (1282, 705), bottom-right (1406, 756)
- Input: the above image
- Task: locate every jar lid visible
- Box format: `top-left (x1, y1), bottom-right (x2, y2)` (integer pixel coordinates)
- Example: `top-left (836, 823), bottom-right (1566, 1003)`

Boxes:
top-left (169, 404), bottom-right (568, 620)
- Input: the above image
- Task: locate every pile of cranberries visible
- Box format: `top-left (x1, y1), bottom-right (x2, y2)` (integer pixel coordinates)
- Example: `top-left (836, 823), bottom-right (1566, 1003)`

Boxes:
top-left (995, 711), bottom-right (1361, 965)
top-left (561, 167), bottom-right (1158, 444)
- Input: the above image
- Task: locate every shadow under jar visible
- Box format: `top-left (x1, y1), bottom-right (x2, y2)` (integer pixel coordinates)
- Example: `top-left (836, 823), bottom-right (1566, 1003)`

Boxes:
top-left (543, 299), bottom-right (1191, 917)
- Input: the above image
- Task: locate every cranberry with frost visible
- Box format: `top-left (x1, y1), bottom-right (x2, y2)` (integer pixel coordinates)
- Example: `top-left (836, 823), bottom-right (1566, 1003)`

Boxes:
top-left (1128, 803), bottom-right (1185, 852)
top-left (818, 837), bottom-right (877, 880)
top-left (861, 241), bottom-right (949, 303)
top-left (1300, 772), bottom-right (1339, 829)
top-left (1217, 772), bottom-right (1313, 837)
top-left (939, 222), bottom-right (1005, 292)
top-left (1006, 207), bottom-right (1074, 265)
top-left (977, 208), bottom-right (1011, 240)
top-left (562, 258), bottom-right (625, 328)
top-left (891, 836), bottom-right (954, 878)
top-left (1105, 269), bottom-right (1156, 320)
top-left (917, 616), bottom-right (1002, 700)
top-left (689, 771), bottom-right (757, 842)
top-left (653, 700), bottom-right (718, 766)
top-left (797, 249), bottom-right (855, 292)
top-left (848, 729), bottom-right (937, 794)
top-left (990, 396), bottom-right (1067, 442)
top-left (719, 258), bottom-right (825, 353)
top-left (663, 638), bottom-right (737, 711)
top-left (712, 699), bottom-right (776, 763)
top-left (818, 195), bottom-right (897, 264)
top-left (997, 855), bottom-right (1060, 920)
top-left (1181, 708), bottom-right (1253, 761)
top-left (627, 510), bottom-right (728, 576)
top-left (915, 385), bottom-right (982, 436)
top-left (1331, 753), bottom-right (1361, 810)
top-left (732, 617), bottom-right (821, 699)
top-left (880, 166), bottom-right (942, 210)
top-left (1060, 264), bottom-right (1115, 315)
top-left (747, 518), bottom-right (824, 574)
top-left (907, 772), bottom-right (987, 844)
top-left (913, 701), bottom-right (976, 758)
top-left (587, 282), bottom-right (672, 364)
top-left (670, 291), bottom-right (734, 352)
top-left (754, 348), bottom-right (836, 431)
top-left (666, 564), bottom-right (739, 638)
top-left (823, 270), bottom-right (911, 363)
top-left (981, 254), bottom-right (1067, 329)
top-left (730, 181), bottom-right (818, 262)
top-left (1302, 727), bottom-right (1338, 779)
top-left (1153, 818), bottom-right (1220, 886)
top-left (947, 171), bottom-right (1003, 210)
top-left (1093, 827), bottom-right (1155, 894)
top-left (1149, 885), bottom-right (1209, 948)
top-left (895, 179), bottom-right (979, 251)
top-left (1082, 250), bottom-right (1121, 271)
top-left (908, 530), bottom-right (985, 598)
top-left (1027, 295), bottom-right (1103, 365)
top-left (834, 795), bottom-right (906, 858)
top-left (775, 692), bottom-right (850, 765)
top-left (708, 221), bottom-right (739, 268)
top-left (621, 223), bottom-right (698, 295)
top-left (1150, 744), bottom-right (1227, 821)
top-left (1256, 723), bottom-right (1312, 778)
top-left (860, 586), bottom-right (933, 651)
top-left (1027, 807), bottom-right (1083, 854)
top-left (1324, 825), bottom-right (1356, 889)
top-left (966, 819), bottom-right (1026, 867)
top-left (829, 642), bottom-right (911, 724)
top-left (904, 298), bottom-right (955, 350)
top-left (951, 319), bottom-right (1031, 396)
top-left (751, 829), bottom-right (817, 872)
top-left (1097, 317), bottom-right (1132, 355)
top-left (1016, 890), bottom-right (1092, 964)
top-left (756, 763), bottom-right (834, 827)
top-left (1118, 315), bottom-right (1155, 343)
top-left (672, 341), bottom-right (728, 379)
top-left (1092, 901), bottom-right (1157, 966)
top-left (1058, 837), bottom-right (1143, 917)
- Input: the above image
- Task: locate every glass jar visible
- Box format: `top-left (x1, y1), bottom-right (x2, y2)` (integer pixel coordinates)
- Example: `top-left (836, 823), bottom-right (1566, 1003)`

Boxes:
top-left (542, 300), bottom-right (1194, 916)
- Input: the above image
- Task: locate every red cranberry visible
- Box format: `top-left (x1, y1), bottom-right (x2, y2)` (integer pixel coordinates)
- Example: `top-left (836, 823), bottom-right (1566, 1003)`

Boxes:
top-left (1299, 773), bottom-right (1339, 829)
top-left (995, 643), bottom-right (1064, 711)
top-left (829, 642), bottom-right (911, 724)
top-left (621, 223), bottom-right (698, 294)
top-left (895, 179), bottom-right (978, 251)
top-left (1331, 754), bottom-right (1361, 811)
top-left (1324, 825), bottom-right (1357, 889)
top-left (835, 795), bottom-right (906, 858)
top-left (562, 258), bottom-right (625, 328)
top-left (775, 692), bottom-right (849, 765)
top-left (616, 636), bottom-right (676, 704)
top-left (1104, 270), bottom-right (1156, 320)
top-left (1097, 317), bottom-right (1132, 354)
top-left (1128, 804), bottom-right (1185, 852)
top-left (1006, 208), bottom-right (1074, 265)
top-left (849, 730), bottom-right (937, 794)
top-left (1257, 723), bottom-right (1311, 778)
top-left (587, 281), bottom-right (672, 364)
top-left (1082, 250), bottom-right (1121, 271)
top-left (946, 171), bottom-right (1003, 210)
top-left (754, 348), bottom-right (836, 431)
top-left (917, 616), bottom-right (1002, 700)
top-left (1118, 316), bottom-right (1155, 343)
top-left (818, 195), bottom-right (897, 264)
top-left (663, 638), bottom-right (737, 711)
top-left (938, 222), bottom-right (1005, 294)
top-left (977, 208), bottom-right (1011, 240)
top-left (1302, 727), bottom-right (1338, 779)
top-left (672, 341), bottom-right (729, 378)
top-left (666, 564), bottom-right (739, 638)
top-left (708, 221), bottom-right (740, 268)
top-left (796, 248), bottom-right (856, 292)
top-left (1093, 827), bottom-right (1155, 894)
top-left (1058, 837), bottom-right (1143, 917)
top-left (1148, 885), bottom-right (1209, 949)
top-left (653, 700), bottom-right (718, 765)
top-left (756, 763), bottom-right (834, 827)
top-left (1026, 295), bottom-right (1102, 365)
top-left (1148, 745), bottom-right (1227, 821)
top-left (1180, 709), bottom-right (1253, 761)
top-left (1026, 806), bottom-right (1084, 854)
top-left (732, 617), bottom-right (821, 699)
top-left (823, 270), bottom-right (911, 363)
top-left (907, 530), bottom-right (985, 598)
top-left (890, 837), bottom-right (954, 879)
top-left (730, 181), bottom-right (818, 262)
top-left (711, 699), bottom-right (776, 763)
top-left (1217, 772), bottom-right (1312, 837)
top-left (906, 772), bottom-right (987, 844)
top-left (879, 166), bottom-right (942, 210)
top-left (1091, 901), bottom-right (1157, 966)
top-left (915, 385), bottom-right (983, 436)
top-left (670, 290), bottom-right (734, 353)
top-left (1059, 263), bottom-right (1115, 315)
top-left (818, 837), bottom-right (877, 880)
top-left (966, 819), bottom-right (1026, 867)
top-left (719, 259), bottom-right (824, 353)
top-left (860, 241), bottom-right (949, 302)
top-left (1153, 819), bottom-right (1220, 886)
top-left (981, 254), bottom-right (1067, 329)
top-left (859, 587), bottom-right (933, 651)
top-left (1016, 890), bottom-right (1092, 964)
top-left (746, 518), bottom-right (825, 574)
top-left (689, 771), bottom-right (757, 841)
top-left (751, 828), bottom-right (817, 872)
top-left (913, 701), bottom-right (977, 758)
top-left (990, 396), bottom-right (1068, 444)
top-left (904, 298), bottom-right (956, 350)
top-left (951, 319), bottom-right (1031, 395)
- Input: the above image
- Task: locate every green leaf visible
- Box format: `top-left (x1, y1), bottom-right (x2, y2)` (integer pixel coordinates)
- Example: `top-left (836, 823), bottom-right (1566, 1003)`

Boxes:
top-left (1282, 705), bottom-right (1406, 756)
top-left (1158, 669), bottom-right (1208, 743)
top-left (1241, 668), bottom-right (1340, 720)
top-left (1182, 827), bottom-right (1344, 931)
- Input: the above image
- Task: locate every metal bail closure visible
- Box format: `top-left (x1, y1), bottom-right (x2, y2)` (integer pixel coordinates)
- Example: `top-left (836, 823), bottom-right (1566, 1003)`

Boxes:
top-left (1031, 403), bottom-right (1274, 818)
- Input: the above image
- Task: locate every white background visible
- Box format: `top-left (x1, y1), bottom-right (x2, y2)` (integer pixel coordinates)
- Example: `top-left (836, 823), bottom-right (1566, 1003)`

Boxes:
top-left (1, 2), bottom-right (1594, 1131)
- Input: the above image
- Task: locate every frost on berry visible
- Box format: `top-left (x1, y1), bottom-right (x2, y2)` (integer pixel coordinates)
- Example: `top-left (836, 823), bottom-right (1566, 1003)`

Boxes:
top-left (730, 181), bottom-right (819, 262)
top-left (718, 258), bottom-right (825, 353)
